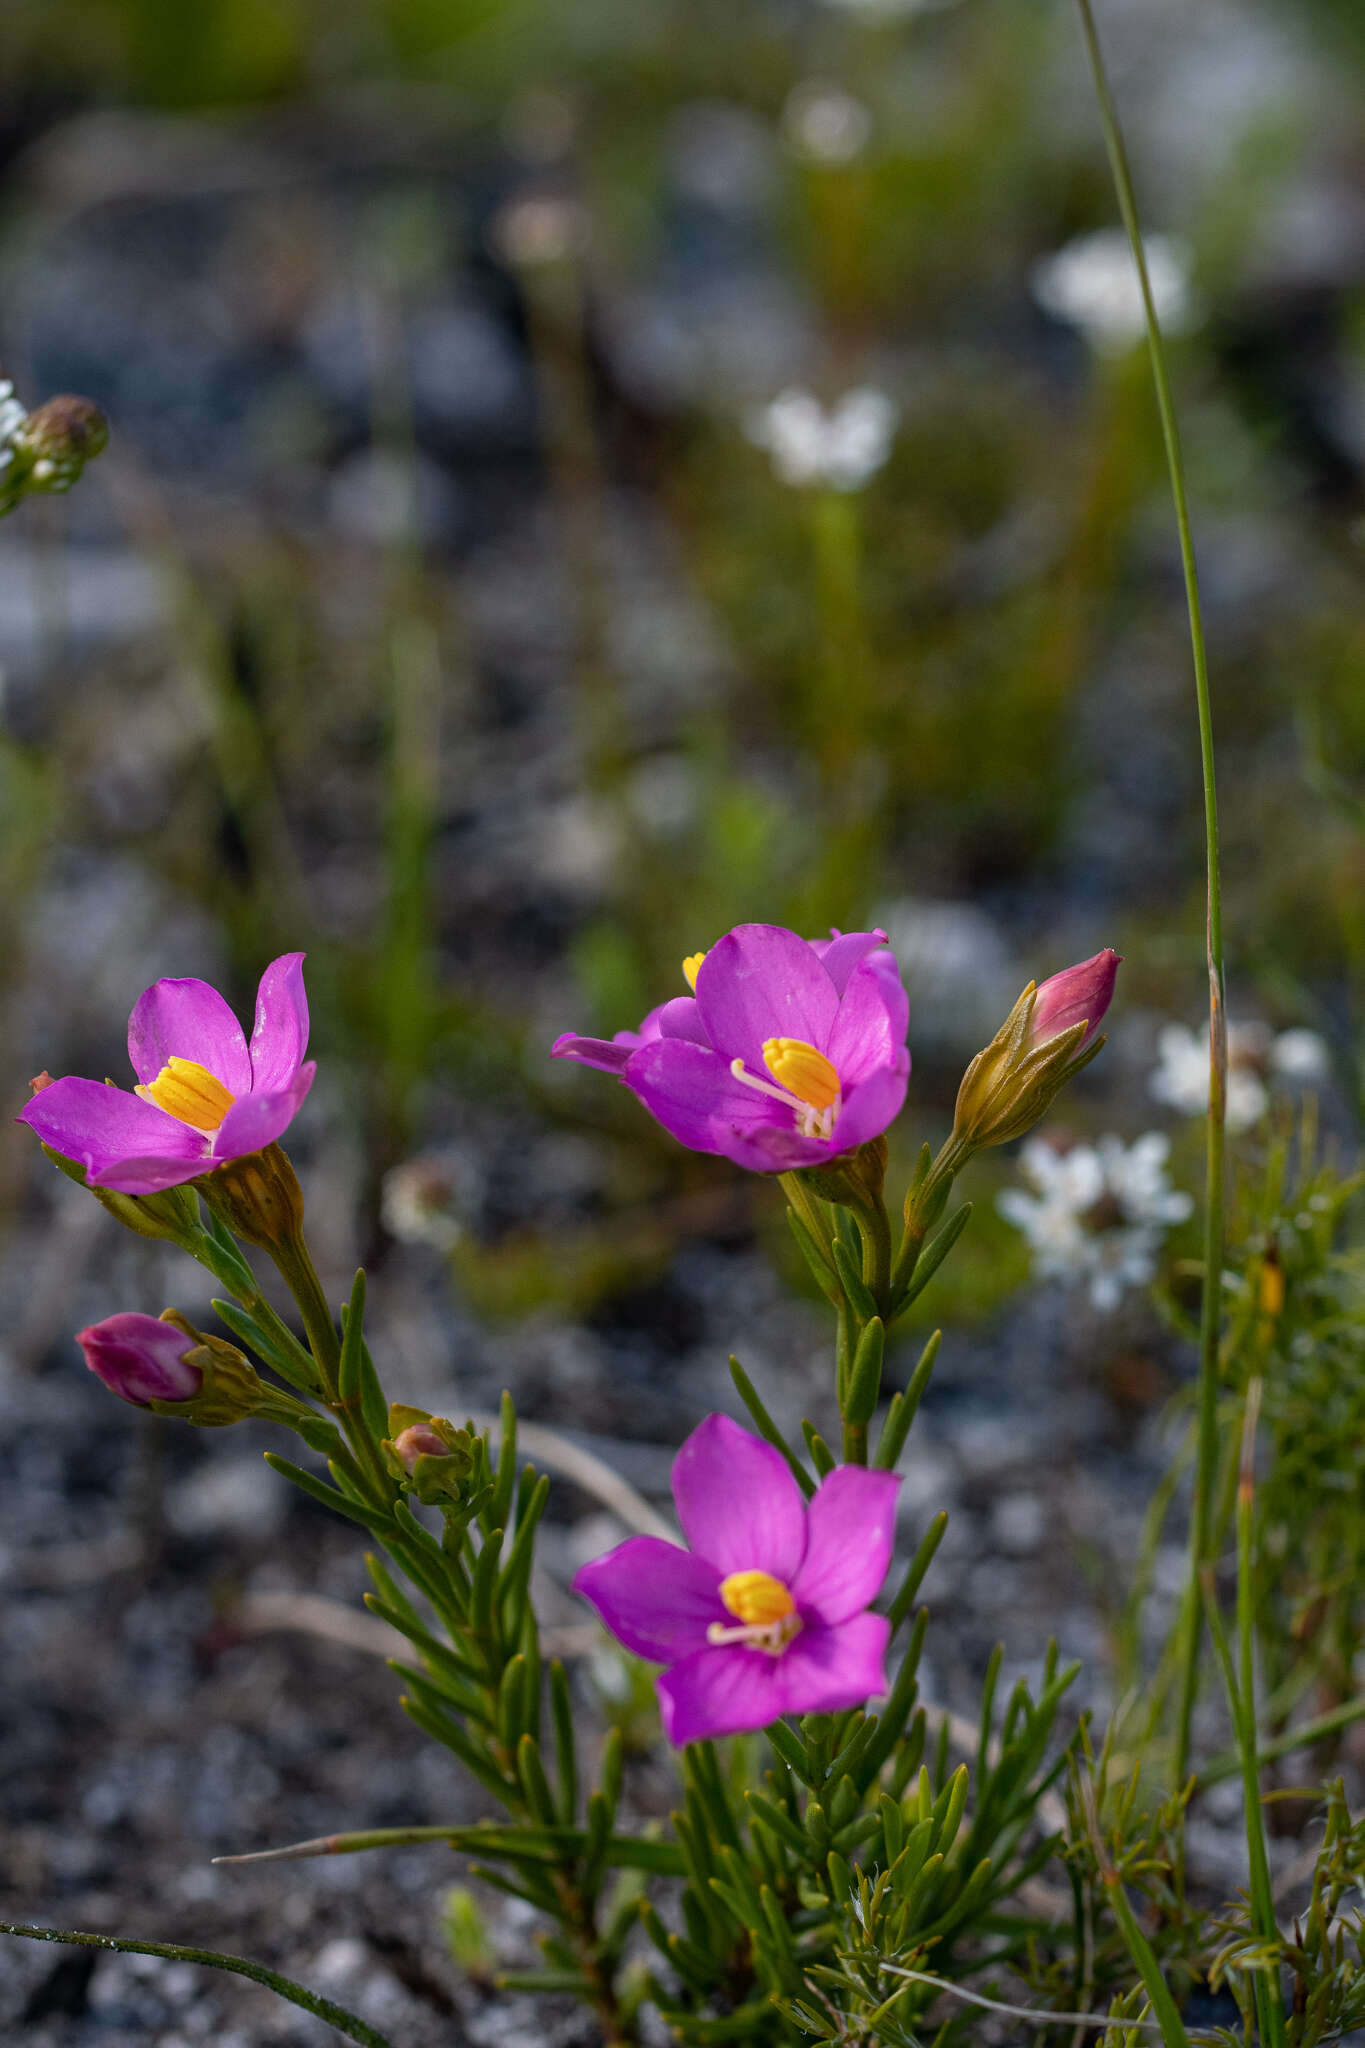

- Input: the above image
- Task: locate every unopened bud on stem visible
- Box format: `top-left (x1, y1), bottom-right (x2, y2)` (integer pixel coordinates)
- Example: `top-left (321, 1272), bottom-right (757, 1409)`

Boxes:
top-left (76, 1309), bottom-right (262, 1425)
top-left (949, 950), bottom-right (1121, 1160)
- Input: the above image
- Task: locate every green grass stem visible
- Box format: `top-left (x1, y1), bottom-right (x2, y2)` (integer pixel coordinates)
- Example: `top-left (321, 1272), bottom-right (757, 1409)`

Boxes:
top-left (1073, 0), bottom-right (1226, 1790)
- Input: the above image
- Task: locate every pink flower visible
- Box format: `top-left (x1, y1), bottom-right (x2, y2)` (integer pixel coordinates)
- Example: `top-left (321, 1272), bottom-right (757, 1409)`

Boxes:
top-left (17, 955), bottom-right (314, 1197)
top-left (76, 1312), bottom-right (202, 1406)
top-left (1029, 949), bottom-right (1121, 1052)
top-left (574, 1414), bottom-right (899, 1745)
top-left (552, 925), bottom-right (910, 1172)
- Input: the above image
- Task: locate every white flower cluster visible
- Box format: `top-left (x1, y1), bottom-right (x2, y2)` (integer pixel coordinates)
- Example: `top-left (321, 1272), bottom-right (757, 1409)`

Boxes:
top-left (1149, 1022), bottom-right (1329, 1134)
top-left (0, 379), bottom-right (29, 473)
top-left (746, 386), bottom-right (897, 491)
top-left (1029, 228), bottom-right (1197, 356)
top-left (998, 1133), bottom-right (1193, 1312)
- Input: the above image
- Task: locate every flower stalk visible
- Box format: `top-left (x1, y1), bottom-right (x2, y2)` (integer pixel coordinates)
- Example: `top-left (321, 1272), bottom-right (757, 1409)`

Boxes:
top-left (1072, 0), bottom-right (1226, 1791)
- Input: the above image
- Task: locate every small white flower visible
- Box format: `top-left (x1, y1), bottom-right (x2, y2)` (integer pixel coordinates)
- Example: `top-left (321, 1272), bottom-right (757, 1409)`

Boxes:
top-left (1270, 1027), bottom-right (1329, 1082)
top-left (746, 385), bottom-right (897, 491)
top-left (1030, 228), bottom-right (1197, 356)
top-left (0, 379), bottom-right (28, 450)
top-left (998, 1131), bottom-right (1192, 1311)
top-left (781, 81), bottom-right (873, 165)
top-left (380, 1154), bottom-right (466, 1253)
top-left (1149, 1019), bottom-right (1322, 1132)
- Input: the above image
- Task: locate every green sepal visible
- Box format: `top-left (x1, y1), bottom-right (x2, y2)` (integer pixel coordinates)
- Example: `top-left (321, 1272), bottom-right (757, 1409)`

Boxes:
top-left (263, 1452), bottom-right (394, 1532)
top-left (786, 1207), bottom-right (841, 1304)
top-left (886, 1513), bottom-right (949, 1630)
top-left (831, 1234), bottom-right (879, 1324)
top-left (549, 1661), bottom-right (577, 1824)
top-left (729, 1357), bottom-right (814, 1495)
top-left (892, 1203), bottom-right (973, 1318)
top-left (801, 1420), bottom-right (837, 1478)
top-left (873, 1330), bottom-right (941, 1469)
top-left (842, 1316), bottom-right (885, 1427)
top-left (337, 1270), bottom-right (367, 1405)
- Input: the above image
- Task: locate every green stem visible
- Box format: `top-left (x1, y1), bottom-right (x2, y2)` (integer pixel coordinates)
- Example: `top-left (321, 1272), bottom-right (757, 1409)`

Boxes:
top-left (853, 1190), bottom-right (893, 1319)
top-left (1233, 1382), bottom-right (1286, 2047)
top-left (1073, 0), bottom-right (1226, 1790)
top-left (0, 1925), bottom-right (395, 2048)
top-left (779, 1171), bottom-right (835, 1269)
top-left (1198, 1693), bottom-right (1365, 1790)
top-left (269, 1231), bottom-right (393, 1502)
top-left (1100, 1881), bottom-right (1192, 2048)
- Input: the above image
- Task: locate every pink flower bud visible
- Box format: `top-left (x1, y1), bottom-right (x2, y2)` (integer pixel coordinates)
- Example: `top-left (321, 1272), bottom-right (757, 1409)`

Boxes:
top-left (75, 1312), bottom-right (203, 1407)
top-left (1030, 949), bottom-right (1121, 1051)
top-left (392, 1423), bottom-right (450, 1470)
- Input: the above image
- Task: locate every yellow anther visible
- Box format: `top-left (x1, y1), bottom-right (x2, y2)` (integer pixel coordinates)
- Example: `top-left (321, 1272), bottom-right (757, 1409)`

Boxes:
top-left (682, 952), bottom-right (707, 992)
top-left (762, 1038), bottom-right (841, 1112)
top-left (135, 1057), bottom-right (235, 1132)
top-left (719, 1570), bottom-right (795, 1627)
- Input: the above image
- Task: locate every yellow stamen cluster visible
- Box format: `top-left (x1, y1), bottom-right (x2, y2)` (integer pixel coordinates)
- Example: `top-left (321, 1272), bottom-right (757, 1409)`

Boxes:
top-left (707, 1568), bottom-right (802, 1655)
top-left (682, 952), bottom-right (707, 992)
top-left (762, 1038), bottom-right (841, 1112)
top-left (718, 1569), bottom-right (795, 1626)
top-left (135, 1057), bottom-right (235, 1132)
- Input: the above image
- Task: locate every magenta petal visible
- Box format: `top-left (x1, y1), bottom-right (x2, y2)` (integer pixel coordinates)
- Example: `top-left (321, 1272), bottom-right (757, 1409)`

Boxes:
top-left (552, 1033), bottom-right (636, 1075)
top-left (127, 977), bottom-right (252, 1093)
top-left (1030, 948), bottom-right (1121, 1051)
top-left (574, 1537), bottom-right (724, 1662)
top-left (18, 1077), bottom-right (204, 1180)
top-left (791, 1467), bottom-right (900, 1625)
top-left (695, 926), bottom-right (840, 1072)
top-left (248, 953), bottom-right (309, 1093)
top-left (77, 1312), bottom-right (201, 1405)
top-left (774, 1612), bottom-right (892, 1717)
top-left (213, 1064), bottom-right (315, 1161)
top-left (626, 1040), bottom-right (819, 1171)
top-left (657, 1644), bottom-right (784, 1745)
top-left (830, 1057), bottom-right (911, 1153)
top-left (812, 930), bottom-right (889, 997)
top-left (93, 1151), bottom-right (217, 1193)
top-left (653, 997), bottom-right (711, 1046)
top-left (672, 1414), bottom-right (807, 1581)
top-left (825, 957), bottom-right (909, 1085)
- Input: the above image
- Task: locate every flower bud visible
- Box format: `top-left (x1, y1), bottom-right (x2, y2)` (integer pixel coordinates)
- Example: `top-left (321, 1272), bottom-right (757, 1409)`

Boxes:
top-left (1029, 949), bottom-right (1121, 1052)
top-left (393, 1423), bottom-right (451, 1466)
top-left (382, 1404), bottom-right (478, 1504)
top-left (17, 395), bottom-right (109, 487)
top-left (77, 1310), bottom-right (262, 1425)
top-left (948, 953), bottom-right (1120, 1162)
top-left (77, 1312), bottom-right (202, 1406)
top-left (197, 1141), bottom-right (306, 1250)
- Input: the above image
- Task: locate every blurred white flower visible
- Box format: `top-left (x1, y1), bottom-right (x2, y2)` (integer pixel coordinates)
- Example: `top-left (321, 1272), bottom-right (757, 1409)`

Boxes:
top-left (746, 385), bottom-right (897, 490)
top-left (381, 1154), bottom-right (466, 1253)
top-left (1150, 1019), bottom-right (1324, 1133)
top-left (1030, 228), bottom-right (1197, 355)
top-left (998, 1132), bottom-right (1193, 1312)
top-left (1270, 1027), bottom-right (1330, 1081)
top-left (0, 379), bottom-right (28, 474)
top-left (782, 81), bottom-right (873, 165)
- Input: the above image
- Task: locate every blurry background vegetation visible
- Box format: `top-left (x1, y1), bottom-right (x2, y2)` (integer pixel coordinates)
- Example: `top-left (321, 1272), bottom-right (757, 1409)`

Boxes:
top-left (3, 0), bottom-right (1365, 1335)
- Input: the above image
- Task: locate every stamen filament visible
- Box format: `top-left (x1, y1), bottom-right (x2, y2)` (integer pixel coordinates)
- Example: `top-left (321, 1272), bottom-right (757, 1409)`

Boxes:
top-left (729, 1057), bottom-right (840, 1143)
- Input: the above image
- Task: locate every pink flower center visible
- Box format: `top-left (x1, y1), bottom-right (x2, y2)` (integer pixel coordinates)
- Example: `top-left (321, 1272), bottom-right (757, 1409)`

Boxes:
top-left (728, 1037), bottom-right (842, 1141)
top-left (135, 1057), bottom-right (236, 1133)
top-left (707, 1569), bottom-right (803, 1656)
